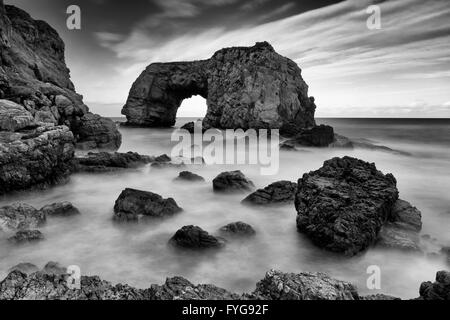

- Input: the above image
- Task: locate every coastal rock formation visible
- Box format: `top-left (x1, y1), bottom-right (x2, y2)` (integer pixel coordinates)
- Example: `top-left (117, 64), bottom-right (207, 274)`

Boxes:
top-left (169, 225), bottom-right (225, 249)
top-left (122, 42), bottom-right (316, 132)
top-left (295, 157), bottom-right (399, 255)
top-left (174, 171), bottom-right (205, 182)
top-left (0, 125), bottom-right (75, 194)
top-left (8, 230), bottom-right (44, 243)
top-left (242, 181), bottom-right (297, 205)
top-left (113, 188), bottom-right (182, 221)
top-left (219, 222), bottom-right (256, 237)
top-left (419, 271), bottom-right (450, 300)
top-left (0, 100), bottom-right (35, 131)
top-left (213, 171), bottom-right (255, 193)
top-left (282, 125), bottom-right (335, 147)
top-left (75, 152), bottom-right (153, 172)
top-left (0, 3), bottom-right (121, 150)
top-left (0, 203), bottom-right (46, 232)
top-left (40, 202), bottom-right (80, 217)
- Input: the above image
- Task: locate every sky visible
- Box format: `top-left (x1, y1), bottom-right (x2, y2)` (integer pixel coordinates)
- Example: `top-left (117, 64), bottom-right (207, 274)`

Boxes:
top-left (5, 0), bottom-right (450, 118)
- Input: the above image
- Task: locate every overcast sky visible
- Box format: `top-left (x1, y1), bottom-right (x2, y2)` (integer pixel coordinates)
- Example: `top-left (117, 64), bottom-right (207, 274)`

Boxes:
top-left (6, 0), bottom-right (450, 117)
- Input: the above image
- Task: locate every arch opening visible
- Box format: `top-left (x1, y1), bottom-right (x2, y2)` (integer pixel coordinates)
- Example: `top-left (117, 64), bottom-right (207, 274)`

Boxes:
top-left (177, 95), bottom-right (208, 123)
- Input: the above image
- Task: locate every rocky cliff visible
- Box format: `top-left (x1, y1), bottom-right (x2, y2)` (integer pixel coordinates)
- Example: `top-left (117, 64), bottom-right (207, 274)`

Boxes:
top-left (122, 42), bottom-right (316, 132)
top-left (0, 2), bottom-right (121, 150)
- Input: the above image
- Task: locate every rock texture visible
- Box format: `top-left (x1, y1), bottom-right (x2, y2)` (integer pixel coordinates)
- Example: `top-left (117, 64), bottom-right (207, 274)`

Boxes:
top-left (174, 171), bottom-right (205, 182)
top-left (419, 271), bottom-right (450, 300)
top-left (40, 202), bottom-right (80, 217)
top-left (75, 152), bottom-right (152, 172)
top-left (0, 99), bottom-right (35, 131)
top-left (122, 42), bottom-right (316, 132)
top-left (0, 125), bottom-right (75, 194)
top-left (169, 225), bottom-right (225, 249)
top-left (0, 203), bottom-right (46, 232)
top-left (242, 181), bottom-right (297, 205)
top-left (213, 171), bottom-right (255, 193)
top-left (113, 188), bottom-right (182, 221)
top-left (295, 157), bottom-right (399, 256)
top-left (8, 229), bottom-right (44, 243)
top-left (219, 222), bottom-right (256, 237)
top-left (0, 3), bottom-right (121, 150)
top-left (282, 125), bottom-right (335, 147)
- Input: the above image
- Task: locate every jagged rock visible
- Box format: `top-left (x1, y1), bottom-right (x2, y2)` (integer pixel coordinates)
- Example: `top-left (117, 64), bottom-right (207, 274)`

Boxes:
top-left (169, 225), bottom-right (225, 249)
top-left (113, 188), bottom-right (182, 221)
top-left (174, 171), bottom-right (205, 182)
top-left (8, 263), bottom-right (39, 275)
top-left (213, 171), bottom-right (255, 193)
top-left (122, 42), bottom-right (316, 131)
top-left (242, 181), bottom-right (297, 205)
top-left (8, 230), bottom-right (44, 243)
top-left (219, 222), bottom-right (256, 237)
top-left (295, 157), bottom-right (398, 256)
top-left (0, 125), bottom-right (75, 194)
top-left (0, 203), bottom-right (46, 232)
top-left (419, 271), bottom-right (450, 300)
top-left (0, 99), bottom-right (35, 131)
top-left (149, 277), bottom-right (238, 300)
top-left (247, 270), bottom-right (358, 300)
top-left (284, 125), bottom-right (335, 147)
top-left (0, 4), bottom-right (121, 150)
top-left (75, 151), bottom-right (152, 172)
top-left (40, 202), bottom-right (80, 217)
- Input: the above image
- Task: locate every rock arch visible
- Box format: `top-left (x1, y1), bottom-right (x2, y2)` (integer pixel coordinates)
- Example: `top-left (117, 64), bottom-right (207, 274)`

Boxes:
top-left (122, 42), bottom-right (316, 133)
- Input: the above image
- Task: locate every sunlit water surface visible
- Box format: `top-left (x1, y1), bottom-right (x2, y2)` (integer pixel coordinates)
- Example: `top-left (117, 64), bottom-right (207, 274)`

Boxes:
top-left (0, 118), bottom-right (449, 299)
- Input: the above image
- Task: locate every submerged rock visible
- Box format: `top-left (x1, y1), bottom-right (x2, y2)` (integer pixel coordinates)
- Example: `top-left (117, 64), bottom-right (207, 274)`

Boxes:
top-left (213, 171), bottom-right (255, 193)
top-left (242, 181), bottom-right (297, 205)
top-left (0, 203), bottom-right (46, 232)
top-left (75, 151), bottom-right (152, 172)
top-left (174, 171), bottom-right (205, 182)
top-left (122, 42), bottom-right (316, 131)
top-left (169, 225), bottom-right (225, 249)
top-left (113, 188), bottom-right (182, 221)
top-left (419, 271), bottom-right (450, 300)
top-left (295, 156), bottom-right (398, 256)
top-left (219, 222), bottom-right (256, 237)
top-left (40, 202), bottom-right (80, 217)
top-left (8, 230), bottom-right (44, 243)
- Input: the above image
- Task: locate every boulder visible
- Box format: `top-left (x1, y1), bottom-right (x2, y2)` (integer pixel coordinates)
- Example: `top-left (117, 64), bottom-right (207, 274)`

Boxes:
top-left (0, 203), bottom-right (46, 232)
top-left (0, 99), bottom-right (35, 131)
top-left (122, 42), bottom-right (316, 131)
top-left (219, 222), bottom-right (256, 237)
top-left (75, 113), bottom-right (122, 150)
top-left (295, 157), bottom-right (398, 256)
top-left (284, 125), bottom-right (335, 147)
top-left (41, 262), bottom-right (67, 276)
top-left (247, 270), bottom-right (358, 300)
top-left (0, 125), bottom-right (75, 194)
top-left (169, 225), bottom-right (225, 249)
top-left (8, 263), bottom-right (39, 275)
top-left (8, 230), bottom-right (44, 243)
top-left (419, 271), bottom-right (450, 300)
top-left (113, 188), bottom-right (182, 221)
top-left (388, 199), bottom-right (422, 232)
top-left (242, 181), bottom-right (297, 205)
top-left (40, 202), bottom-right (80, 217)
top-left (75, 151), bottom-right (152, 172)
top-left (213, 171), bottom-right (255, 193)
top-left (174, 171), bottom-right (205, 182)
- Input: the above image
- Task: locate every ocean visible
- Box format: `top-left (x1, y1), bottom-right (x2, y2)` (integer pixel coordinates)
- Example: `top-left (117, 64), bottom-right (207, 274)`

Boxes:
top-left (0, 117), bottom-right (449, 299)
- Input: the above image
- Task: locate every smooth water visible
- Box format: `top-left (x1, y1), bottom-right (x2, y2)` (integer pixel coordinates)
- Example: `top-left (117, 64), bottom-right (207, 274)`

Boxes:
top-left (0, 118), bottom-right (449, 299)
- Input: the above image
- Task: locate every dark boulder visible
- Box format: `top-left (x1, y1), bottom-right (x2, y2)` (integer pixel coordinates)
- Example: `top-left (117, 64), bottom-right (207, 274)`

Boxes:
top-left (242, 181), bottom-right (297, 205)
top-left (419, 271), bottom-right (450, 300)
top-left (174, 171), bottom-right (205, 182)
top-left (40, 202), bottom-right (80, 217)
top-left (169, 225), bottom-right (225, 249)
top-left (8, 230), bottom-right (44, 243)
top-left (284, 125), bottom-right (335, 147)
top-left (213, 171), bottom-right (255, 193)
top-left (75, 151), bottom-right (152, 172)
top-left (295, 156), bottom-right (398, 256)
top-left (155, 154), bottom-right (171, 163)
top-left (0, 203), bottom-right (46, 232)
top-left (113, 188), bottom-right (182, 221)
top-left (219, 222), bottom-right (256, 237)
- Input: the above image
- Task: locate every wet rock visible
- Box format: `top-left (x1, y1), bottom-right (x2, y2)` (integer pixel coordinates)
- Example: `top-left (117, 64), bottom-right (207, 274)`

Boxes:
top-left (123, 42), bottom-right (316, 131)
top-left (242, 181), bottom-right (297, 205)
top-left (419, 271), bottom-right (450, 300)
top-left (40, 202), bottom-right (80, 217)
top-left (213, 171), bottom-right (255, 193)
top-left (0, 99), bottom-right (35, 131)
top-left (8, 263), bottom-right (39, 275)
top-left (284, 125), bottom-right (335, 147)
top-left (8, 230), bottom-right (44, 243)
top-left (219, 222), bottom-right (256, 237)
top-left (295, 156), bottom-right (398, 256)
top-left (113, 188), bottom-right (182, 221)
top-left (169, 225), bottom-right (225, 249)
top-left (174, 171), bottom-right (205, 182)
top-left (0, 125), bottom-right (75, 195)
top-left (0, 203), bottom-right (46, 232)
top-left (247, 270), bottom-right (359, 300)
top-left (75, 151), bottom-right (152, 172)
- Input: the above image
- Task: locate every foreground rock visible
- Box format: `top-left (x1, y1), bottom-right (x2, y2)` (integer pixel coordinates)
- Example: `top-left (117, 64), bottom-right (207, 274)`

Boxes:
top-left (122, 42), bottom-right (316, 132)
top-left (75, 152), bottom-right (152, 172)
top-left (0, 4), bottom-right (121, 150)
top-left (174, 171), bottom-right (205, 182)
top-left (295, 157), bottom-right (399, 256)
top-left (40, 202), bottom-right (80, 217)
top-left (219, 222), bottom-right (256, 237)
top-left (242, 181), bottom-right (297, 205)
top-left (419, 271), bottom-right (450, 300)
top-left (169, 225), bottom-right (225, 249)
top-left (213, 171), bottom-right (255, 193)
top-left (0, 125), bottom-right (75, 194)
top-left (0, 203), bottom-right (46, 232)
top-left (8, 230), bottom-right (44, 243)
top-left (113, 188), bottom-right (182, 221)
